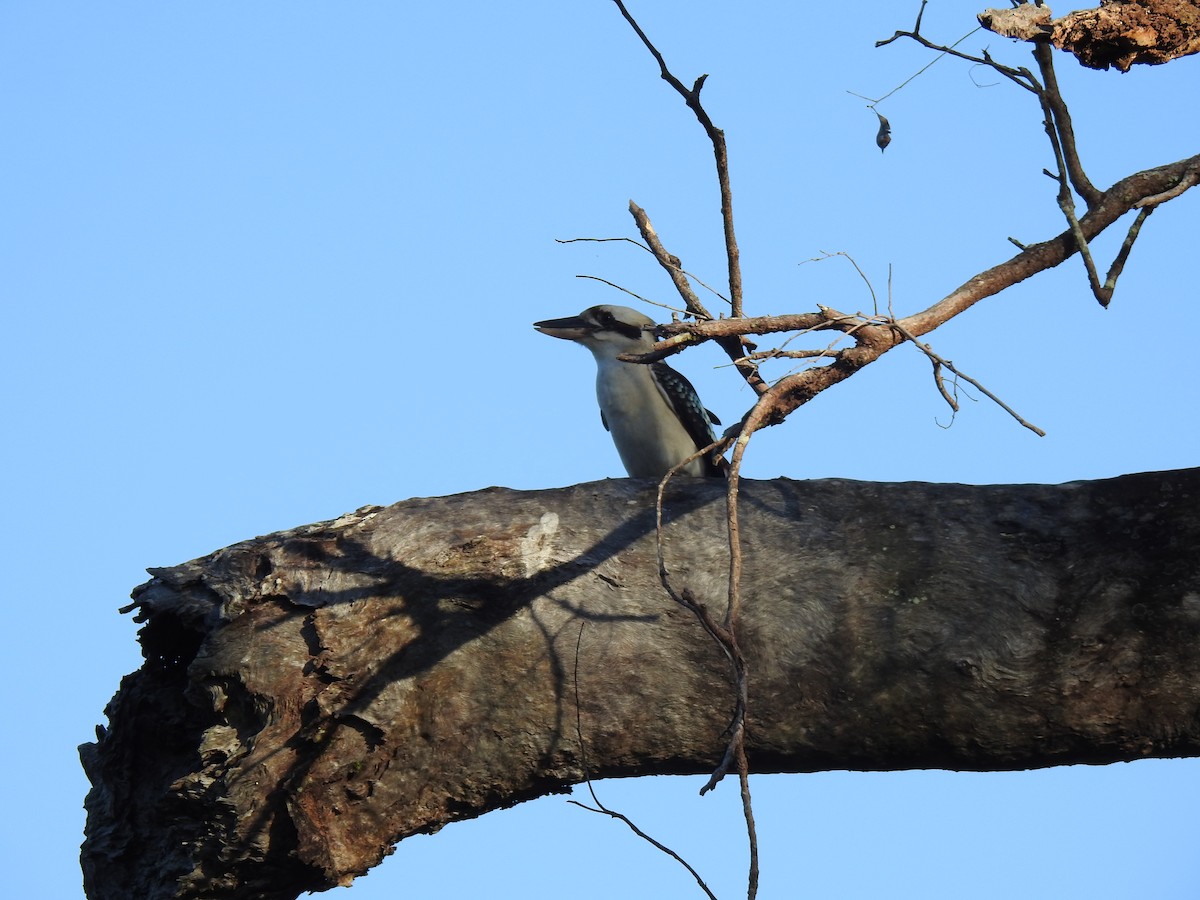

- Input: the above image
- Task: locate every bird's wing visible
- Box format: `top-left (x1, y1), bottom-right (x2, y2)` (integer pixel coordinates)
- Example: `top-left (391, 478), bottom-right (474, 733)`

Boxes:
top-left (649, 361), bottom-right (728, 477)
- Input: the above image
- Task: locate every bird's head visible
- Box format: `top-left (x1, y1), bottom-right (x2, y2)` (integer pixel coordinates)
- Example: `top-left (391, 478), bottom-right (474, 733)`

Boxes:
top-left (533, 305), bottom-right (657, 357)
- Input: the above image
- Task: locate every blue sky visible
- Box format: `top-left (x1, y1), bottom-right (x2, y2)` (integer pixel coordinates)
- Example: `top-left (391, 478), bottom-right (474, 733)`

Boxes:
top-left (3, 2), bottom-right (1197, 897)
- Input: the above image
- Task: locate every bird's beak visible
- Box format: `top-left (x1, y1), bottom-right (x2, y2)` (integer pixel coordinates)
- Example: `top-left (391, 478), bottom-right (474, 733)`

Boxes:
top-left (533, 315), bottom-right (594, 341)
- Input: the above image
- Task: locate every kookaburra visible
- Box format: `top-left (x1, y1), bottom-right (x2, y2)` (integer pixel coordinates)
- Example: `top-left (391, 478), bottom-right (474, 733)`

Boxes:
top-left (534, 304), bottom-right (727, 478)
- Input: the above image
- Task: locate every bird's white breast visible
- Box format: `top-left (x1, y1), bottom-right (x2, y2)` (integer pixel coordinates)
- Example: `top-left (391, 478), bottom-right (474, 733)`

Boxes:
top-left (594, 357), bottom-right (705, 477)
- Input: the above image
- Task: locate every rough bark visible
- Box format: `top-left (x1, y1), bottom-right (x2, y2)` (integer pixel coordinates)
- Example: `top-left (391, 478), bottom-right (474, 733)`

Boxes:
top-left (80, 470), bottom-right (1200, 900)
top-left (980, 0), bottom-right (1200, 71)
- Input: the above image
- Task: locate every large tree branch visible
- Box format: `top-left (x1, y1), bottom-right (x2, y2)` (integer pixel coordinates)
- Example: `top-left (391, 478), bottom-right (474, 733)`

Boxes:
top-left (81, 469), bottom-right (1200, 900)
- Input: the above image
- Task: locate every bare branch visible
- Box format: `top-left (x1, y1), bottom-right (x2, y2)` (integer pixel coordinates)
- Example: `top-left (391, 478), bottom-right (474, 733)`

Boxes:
top-left (669, 144), bottom-right (1193, 423)
top-left (628, 200), bottom-right (711, 320)
top-left (611, 0), bottom-right (744, 317)
top-left (1056, 187), bottom-right (1111, 307)
top-left (634, 144), bottom-right (1192, 417)
top-left (628, 200), bottom-right (769, 395)
top-left (1021, 45), bottom-right (1113, 304)
top-left (741, 347), bottom-right (841, 363)
top-left (657, 310), bottom-right (861, 344)
top-left (898, 154), bottom-right (1200, 334)
top-left (802, 250), bottom-right (882, 314)
top-left (930, 359), bottom-right (962, 416)
top-left (860, 23), bottom-right (985, 106)
top-left (1100, 207), bottom-right (1153, 304)
top-left (736, 743), bottom-right (759, 900)
top-left (878, 11), bottom-right (1036, 91)
top-left (1032, 41), bottom-right (1100, 206)
top-left (654, 422), bottom-right (756, 896)
top-left (556, 236), bottom-right (648, 248)
top-left (566, 799), bottom-right (720, 900)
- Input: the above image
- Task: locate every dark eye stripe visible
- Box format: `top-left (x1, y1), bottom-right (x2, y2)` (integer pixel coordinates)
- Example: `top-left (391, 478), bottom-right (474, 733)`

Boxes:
top-left (613, 320), bottom-right (644, 340)
top-left (588, 307), bottom-right (650, 341)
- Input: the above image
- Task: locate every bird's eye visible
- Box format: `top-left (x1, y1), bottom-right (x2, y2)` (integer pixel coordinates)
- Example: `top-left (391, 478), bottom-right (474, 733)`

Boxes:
top-left (598, 311), bottom-right (615, 327)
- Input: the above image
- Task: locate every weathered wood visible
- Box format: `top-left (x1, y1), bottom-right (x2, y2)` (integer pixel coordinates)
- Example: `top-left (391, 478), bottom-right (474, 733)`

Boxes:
top-left (980, 0), bottom-right (1200, 71)
top-left (80, 470), bottom-right (1200, 899)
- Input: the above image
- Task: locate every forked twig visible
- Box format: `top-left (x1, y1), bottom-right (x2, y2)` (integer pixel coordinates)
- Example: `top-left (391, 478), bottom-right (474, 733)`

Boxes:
top-left (887, 319), bottom-right (1046, 436)
top-left (853, 23), bottom-right (983, 108)
top-left (878, 21), bottom-right (1034, 90)
top-left (629, 202), bottom-right (768, 396)
top-left (882, 6), bottom-right (1176, 310)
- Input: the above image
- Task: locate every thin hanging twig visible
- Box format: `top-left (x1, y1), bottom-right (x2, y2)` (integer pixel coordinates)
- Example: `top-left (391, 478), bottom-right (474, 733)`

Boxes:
top-left (569, 623), bottom-right (719, 900)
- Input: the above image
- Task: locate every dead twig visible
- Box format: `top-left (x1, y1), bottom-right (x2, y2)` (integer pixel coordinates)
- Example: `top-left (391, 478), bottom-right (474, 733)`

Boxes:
top-left (887, 319), bottom-right (1046, 436)
top-left (612, 0), bottom-right (743, 317)
top-left (628, 201), bottom-right (768, 395)
top-left (1097, 207), bottom-right (1153, 306)
top-left (854, 22), bottom-right (983, 108)
top-left (570, 623), bottom-right (718, 900)
top-left (801, 250), bottom-right (882, 314)
top-left (627, 200), bottom-right (712, 322)
top-left (1032, 41), bottom-right (1099, 206)
top-left (1025, 44), bottom-right (1133, 308)
top-left (573, 275), bottom-right (660, 310)
top-left (652, 414), bottom-right (759, 899)
top-left (882, 7), bottom-right (1175, 311)
top-left (877, 0), bottom-right (1035, 91)
top-left (557, 236), bottom-right (731, 305)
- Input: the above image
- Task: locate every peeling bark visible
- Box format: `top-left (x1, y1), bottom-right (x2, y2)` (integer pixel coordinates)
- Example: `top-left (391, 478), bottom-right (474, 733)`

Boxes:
top-left (981, 0), bottom-right (1200, 71)
top-left (80, 471), bottom-right (1200, 899)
